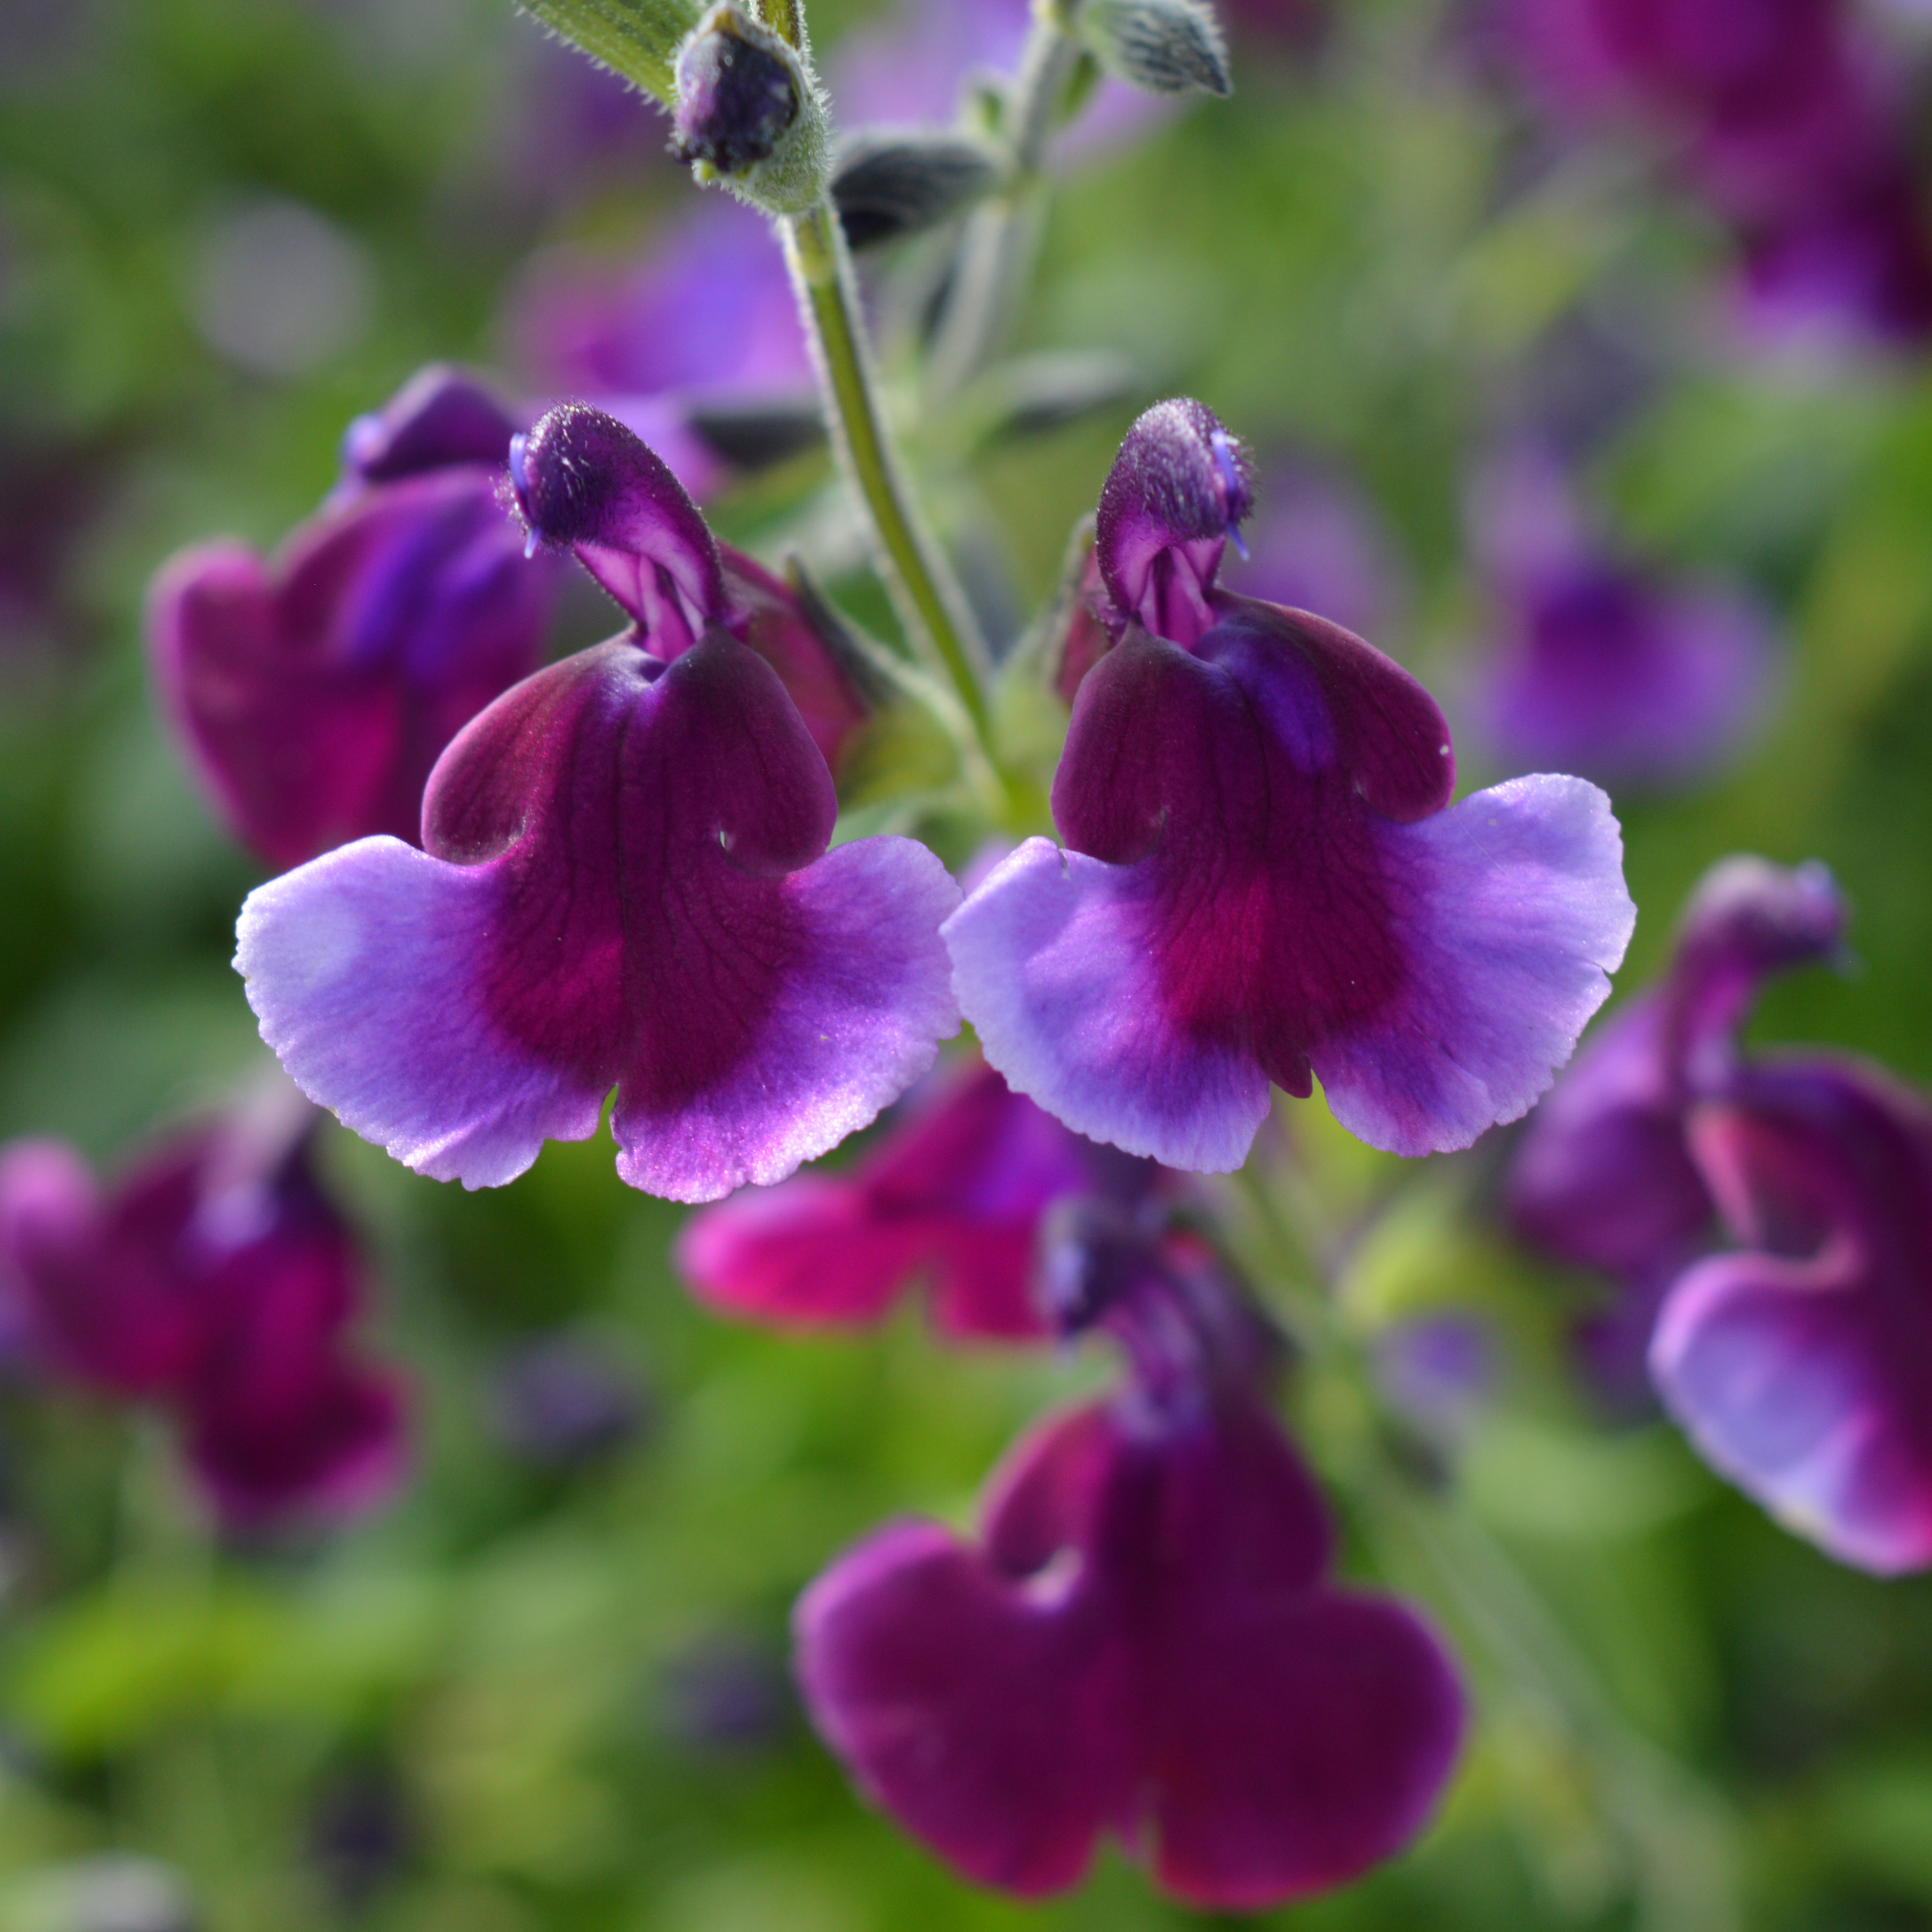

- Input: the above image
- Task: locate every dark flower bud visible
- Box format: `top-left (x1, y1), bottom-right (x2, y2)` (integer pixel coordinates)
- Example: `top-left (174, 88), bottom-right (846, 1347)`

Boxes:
top-left (338, 364), bottom-right (521, 488)
top-left (670, 4), bottom-right (828, 214)
top-left (831, 131), bottom-right (1004, 251)
top-left (1079, 0), bottom-right (1232, 98)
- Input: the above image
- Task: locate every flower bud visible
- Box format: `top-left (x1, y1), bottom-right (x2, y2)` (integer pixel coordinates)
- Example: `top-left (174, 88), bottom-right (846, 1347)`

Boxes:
top-left (1078, 0), bottom-right (1232, 98)
top-left (671, 3), bottom-right (830, 215)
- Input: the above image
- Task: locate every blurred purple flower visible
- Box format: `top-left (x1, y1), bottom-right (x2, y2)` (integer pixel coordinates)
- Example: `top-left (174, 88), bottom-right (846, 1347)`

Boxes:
top-left (1223, 457), bottom-right (1407, 643)
top-left (658, 1633), bottom-right (796, 1755)
top-left (1504, 0), bottom-right (1932, 345)
top-left (796, 1234), bottom-right (1463, 1907)
top-left (948, 399), bottom-right (1635, 1173)
top-left (1652, 1056), bottom-right (1932, 1574)
top-left (1508, 855), bottom-right (1846, 1399)
top-left (508, 197), bottom-right (815, 501)
top-left (1469, 445), bottom-right (1776, 788)
top-left (0, 1096), bottom-right (405, 1531)
top-left (148, 365), bottom-right (561, 871)
top-left (678, 1055), bottom-right (1162, 1340)
top-left (1373, 1313), bottom-right (1496, 1443)
top-left (236, 406), bottom-right (957, 1201)
top-left (488, 1331), bottom-right (646, 1465)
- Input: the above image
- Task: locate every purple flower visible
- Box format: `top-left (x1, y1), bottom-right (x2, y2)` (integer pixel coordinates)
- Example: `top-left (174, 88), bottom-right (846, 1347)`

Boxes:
top-left (795, 1239), bottom-right (1463, 1906)
top-left (677, 1055), bottom-right (1160, 1340)
top-left (1504, 0), bottom-right (1932, 345)
top-left (147, 366), bottom-right (561, 871)
top-left (1507, 855), bottom-right (1846, 1399)
top-left (1469, 446), bottom-right (1775, 788)
top-left (0, 1104), bottom-right (404, 1530)
top-left (1652, 1057), bottom-right (1932, 1573)
top-left (235, 406), bottom-right (960, 1202)
top-left (508, 198), bottom-right (815, 500)
top-left (1223, 457), bottom-right (1407, 645)
top-left (946, 400), bottom-right (1636, 1172)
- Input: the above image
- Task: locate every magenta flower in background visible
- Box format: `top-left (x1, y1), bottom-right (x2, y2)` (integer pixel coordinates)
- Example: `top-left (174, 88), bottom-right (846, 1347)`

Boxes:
top-left (147, 365), bottom-right (561, 871)
top-left (1469, 445), bottom-right (1776, 788)
top-left (796, 1232), bottom-right (1464, 1906)
top-left (678, 1055), bottom-right (1163, 1340)
top-left (1508, 855), bottom-right (1846, 1391)
top-left (1652, 1056), bottom-right (1932, 1574)
top-left (1504, 0), bottom-right (1932, 344)
top-left (947, 399), bottom-right (1636, 1173)
top-left (236, 405), bottom-right (958, 1201)
top-left (0, 1097), bottom-right (404, 1530)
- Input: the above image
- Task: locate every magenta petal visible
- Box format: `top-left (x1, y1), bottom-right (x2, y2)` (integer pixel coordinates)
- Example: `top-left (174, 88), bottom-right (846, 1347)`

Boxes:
top-left (1650, 1064), bottom-right (1932, 1573)
top-left (239, 633), bottom-right (959, 1200)
top-left (339, 364), bottom-right (524, 489)
top-left (1314, 774), bottom-right (1636, 1157)
top-left (946, 836), bottom-right (1271, 1171)
top-left (236, 839), bottom-right (610, 1188)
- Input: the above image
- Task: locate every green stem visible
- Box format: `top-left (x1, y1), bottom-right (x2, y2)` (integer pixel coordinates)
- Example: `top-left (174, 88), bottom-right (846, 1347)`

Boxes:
top-left (782, 202), bottom-right (997, 753)
top-left (927, 8), bottom-right (1082, 395)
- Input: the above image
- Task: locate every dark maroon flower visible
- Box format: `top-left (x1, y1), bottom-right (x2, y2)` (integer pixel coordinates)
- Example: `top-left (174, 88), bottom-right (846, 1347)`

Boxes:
top-left (0, 1100), bottom-right (404, 1530)
top-left (148, 366), bottom-right (561, 870)
top-left (1653, 1056), bottom-right (1932, 1573)
top-left (672, 5), bottom-right (802, 177)
top-left (795, 1241), bottom-right (1463, 1906)
top-left (947, 399), bottom-right (1635, 1172)
top-left (677, 1055), bottom-right (1160, 1340)
top-left (236, 406), bottom-right (959, 1201)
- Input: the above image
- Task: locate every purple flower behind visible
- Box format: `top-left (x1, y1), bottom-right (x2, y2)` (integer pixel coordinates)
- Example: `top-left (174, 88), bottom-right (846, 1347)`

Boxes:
top-left (488, 1331), bottom-right (647, 1466)
top-left (795, 1237), bottom-right (1463, 1907)
top-left (1653, 1057), bottom-right (1932, 1573)
top-left (148, 366), bottom-right (561, 871)
top-left (947, 399), bottom-right (1636, 1173)
top-left (677, 1055), bottom-right (1160, 1340)
top-left (236, 406), bottom-right (959, 1201)
top-left (0, 1102), bottom-right (404, 1531)
top-left (1469, 445), bottom-right (1775, 789)
top-left (1223, 458), bottom-right (1406, 644)
top-left (1508, 855), bottom-right (1846, 1400)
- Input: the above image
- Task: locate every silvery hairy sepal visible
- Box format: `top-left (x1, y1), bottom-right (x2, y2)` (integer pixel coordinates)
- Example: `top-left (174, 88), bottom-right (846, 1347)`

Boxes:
top-left (831, 131), bottom-right (1005, 251)
top-left (672, 2), bottom-right (831, 216)
top-left (1078, 0), bottom-right (1231, 97)
top-left (516, 0), bottom-right (703, 104)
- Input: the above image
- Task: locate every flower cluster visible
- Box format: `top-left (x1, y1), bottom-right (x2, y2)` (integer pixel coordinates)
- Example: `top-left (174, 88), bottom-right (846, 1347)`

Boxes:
top-left (0, 1093), bottom-right (403, 1531)
top-left (1511, 857), bottom-right (1932, 1573)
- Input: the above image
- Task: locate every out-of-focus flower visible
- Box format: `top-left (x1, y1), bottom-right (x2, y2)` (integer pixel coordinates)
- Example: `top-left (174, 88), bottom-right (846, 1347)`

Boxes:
top-left (795, 1233), bottom-right (1463, 1907)
top-left (0, 1096), bottom-right (405, 1531)
top-left (1651, 1057), bottom-right (1932, 1574)
top-left (1468, 444), bottom-right (1776, 788)
top-left (947, 399), bottom-right (1635, 1172)
top-left (508, 196), bottom-right (817, 500)
top-left (1223, 456), bottom-right (1407, 644)
top-left (148, 365), bottom-right (561, 871)
top-left (488, 1331), bottom-right (647, 1465)
top-left (678, 1055), bottom-right (1161, 1340)
top-left (1505, 0), bottom-right (1932, 345)
top-left (657, 1633), bottom-right (796, 1755)
top-left (236, 406), bottom-right (958, 1201)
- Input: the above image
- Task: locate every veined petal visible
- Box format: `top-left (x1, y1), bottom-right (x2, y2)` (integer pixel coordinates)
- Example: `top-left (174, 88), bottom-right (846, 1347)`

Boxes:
top-left (239, 633), bottom-right (960, 1200)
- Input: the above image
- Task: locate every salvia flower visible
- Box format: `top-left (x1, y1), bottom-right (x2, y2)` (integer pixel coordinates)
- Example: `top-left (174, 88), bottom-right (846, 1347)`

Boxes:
top-left (1470, 445), bottom-right (1775, 789)
top-left (677, 1054), bottom-right (1161, 1340)
top-left (795, 1234), bottom-right (1464, 1906)
top-left (148, 366), bottom-right (561, 871)
top-left (1651, 1056), bottom-right (1932, 1574)
top-left (235, 405), bottom-right (959, 1202)
top-left (0, 1099), bottom-right (404, 1530)
top-left (946, 399), bottom-right (1637, 1172)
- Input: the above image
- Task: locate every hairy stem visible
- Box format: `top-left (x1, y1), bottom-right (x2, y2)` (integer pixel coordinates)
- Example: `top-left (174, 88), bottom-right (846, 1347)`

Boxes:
top-left (783, 202), bottom-right (997, 750)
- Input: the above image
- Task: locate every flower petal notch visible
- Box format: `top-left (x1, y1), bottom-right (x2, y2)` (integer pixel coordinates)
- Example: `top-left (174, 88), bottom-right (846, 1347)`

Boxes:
top-left (949, 400), bottom-right (1637, 1172)
top-left (239, 409), bottom-right (961, 1202)
top-left (0, 1092), bottom-right (405, 1531)
top-left (1652, 1061), bottom-right (1932, 1575)
top-left (148, 365), bottom-right (559, 870)
top-left (677, 1056), bottom-right (1161, 1340)
top-left (796, 1241), bottom-right (1463, 1907)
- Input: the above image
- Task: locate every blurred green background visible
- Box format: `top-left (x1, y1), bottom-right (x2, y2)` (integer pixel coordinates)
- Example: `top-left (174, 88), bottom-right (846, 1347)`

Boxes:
top-left (6, 1), bottom-right (1932, 1927)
